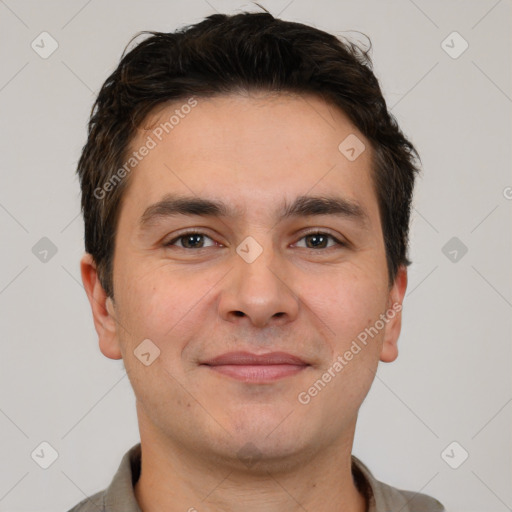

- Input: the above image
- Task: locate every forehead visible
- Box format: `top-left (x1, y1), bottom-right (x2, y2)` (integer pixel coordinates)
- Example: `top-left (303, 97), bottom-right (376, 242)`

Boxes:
top-left (121, 92), bottom-right (379, 227)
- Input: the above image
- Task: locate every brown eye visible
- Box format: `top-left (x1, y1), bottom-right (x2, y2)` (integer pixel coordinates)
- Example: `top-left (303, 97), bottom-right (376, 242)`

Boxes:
top-left (295, 232), bottom-right (343, 249)
top-left (166, 232), bottom-right (216, 249)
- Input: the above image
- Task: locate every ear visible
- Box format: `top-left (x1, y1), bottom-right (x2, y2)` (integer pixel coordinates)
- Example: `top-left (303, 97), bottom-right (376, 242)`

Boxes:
top-left (80, 253), bottom-right (122, 360)
top-left (379, 265), bottom-right (408, 363)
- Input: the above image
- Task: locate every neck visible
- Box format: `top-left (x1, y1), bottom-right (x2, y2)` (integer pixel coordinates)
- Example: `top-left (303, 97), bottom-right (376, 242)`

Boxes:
top-left (133, 419), bottom-right (367, 512)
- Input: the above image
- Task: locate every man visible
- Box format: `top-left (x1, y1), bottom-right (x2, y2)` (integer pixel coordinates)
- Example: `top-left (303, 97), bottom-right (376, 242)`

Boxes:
top-left (69, 10), bottom-right (445, 512)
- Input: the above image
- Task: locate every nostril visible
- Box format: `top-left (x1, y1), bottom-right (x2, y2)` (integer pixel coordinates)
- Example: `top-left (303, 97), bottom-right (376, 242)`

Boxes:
top-left (234, 311), bottom-right (245, 317)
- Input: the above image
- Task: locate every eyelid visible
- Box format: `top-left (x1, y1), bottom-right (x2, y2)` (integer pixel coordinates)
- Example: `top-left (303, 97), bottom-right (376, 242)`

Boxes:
top-left (298, 228), bottom-right (344, 239)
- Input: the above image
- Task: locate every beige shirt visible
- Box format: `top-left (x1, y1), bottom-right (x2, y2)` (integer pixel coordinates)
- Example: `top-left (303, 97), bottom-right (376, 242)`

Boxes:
top-left (67, 443), bottom-right (445, 512)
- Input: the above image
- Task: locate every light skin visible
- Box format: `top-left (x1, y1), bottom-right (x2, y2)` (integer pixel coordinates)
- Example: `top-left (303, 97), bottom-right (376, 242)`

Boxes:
top-left (81, 91), bottom-right (407, 512)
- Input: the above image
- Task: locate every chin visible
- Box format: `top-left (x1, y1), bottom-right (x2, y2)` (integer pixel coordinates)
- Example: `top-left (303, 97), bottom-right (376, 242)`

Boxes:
top-left (225, 418), bottom-right (313, 463)
top-left (206, 434), bottom-right (313, 475)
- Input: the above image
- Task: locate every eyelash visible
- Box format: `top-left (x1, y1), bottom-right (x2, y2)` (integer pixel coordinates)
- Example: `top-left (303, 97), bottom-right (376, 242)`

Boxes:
top-left (165, 229), bottom-right (345, 250)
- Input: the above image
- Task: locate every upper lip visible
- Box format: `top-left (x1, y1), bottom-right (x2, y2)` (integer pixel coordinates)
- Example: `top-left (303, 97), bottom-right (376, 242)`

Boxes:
top-left (201, 351), bottom-right (309, 366)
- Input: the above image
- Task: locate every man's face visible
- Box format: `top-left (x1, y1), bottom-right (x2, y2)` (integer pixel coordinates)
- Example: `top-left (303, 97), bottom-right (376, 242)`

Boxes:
top-left (83, 92), bottom-right (407, 469)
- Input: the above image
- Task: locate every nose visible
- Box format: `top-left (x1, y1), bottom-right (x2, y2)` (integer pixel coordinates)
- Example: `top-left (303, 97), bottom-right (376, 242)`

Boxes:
top-left (218, 244), bottom-right (299, 328)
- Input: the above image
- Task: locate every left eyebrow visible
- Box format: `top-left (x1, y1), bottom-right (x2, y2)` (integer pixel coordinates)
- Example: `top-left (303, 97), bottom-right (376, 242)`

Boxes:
top-left (281, 195), bottom-right (370, 228)
top-left (138, 193), bottom-right (370, 229)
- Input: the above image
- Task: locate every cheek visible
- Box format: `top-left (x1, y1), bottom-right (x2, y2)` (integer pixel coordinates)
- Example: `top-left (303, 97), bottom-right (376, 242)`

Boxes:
top-left (115, 260), bottom-right (220, 352)
top-left (302, 266), bottom-right (387, 350)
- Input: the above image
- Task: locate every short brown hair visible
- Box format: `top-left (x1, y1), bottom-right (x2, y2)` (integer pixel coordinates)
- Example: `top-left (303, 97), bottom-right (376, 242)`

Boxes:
top-left (77, 11), bottom-right (420, 299)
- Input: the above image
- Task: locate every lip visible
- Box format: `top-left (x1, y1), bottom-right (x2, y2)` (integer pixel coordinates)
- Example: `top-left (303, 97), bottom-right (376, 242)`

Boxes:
top-left (200, 351), bottom-right (310, 382)
top-left (202, 351), bottom-right (308, 366)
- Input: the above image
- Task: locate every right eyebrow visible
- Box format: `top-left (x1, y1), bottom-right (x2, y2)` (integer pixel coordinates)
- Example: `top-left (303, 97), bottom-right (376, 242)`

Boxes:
top-left (139, 194), bottom-right (234, 228)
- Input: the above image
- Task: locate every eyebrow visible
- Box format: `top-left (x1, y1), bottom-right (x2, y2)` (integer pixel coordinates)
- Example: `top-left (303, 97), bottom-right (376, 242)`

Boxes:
top-left (139, 193), bottom-right (370, 229)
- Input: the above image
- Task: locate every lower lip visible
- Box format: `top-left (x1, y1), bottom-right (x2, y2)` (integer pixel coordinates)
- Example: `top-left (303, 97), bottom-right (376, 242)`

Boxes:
top-left (204, 364), bottom-right (308, 382)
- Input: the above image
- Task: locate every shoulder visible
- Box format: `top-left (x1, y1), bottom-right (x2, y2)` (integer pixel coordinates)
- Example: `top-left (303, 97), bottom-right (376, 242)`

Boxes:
top-left (66, 489), bottom-right (105, 512)
top-left (351, 455), bottom-right (445, 512)
top-left (376, 479), bottom-right (446, 512)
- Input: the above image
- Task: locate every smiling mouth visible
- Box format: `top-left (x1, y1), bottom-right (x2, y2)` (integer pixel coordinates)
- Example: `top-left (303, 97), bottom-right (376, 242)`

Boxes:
top-left (200, 351), bottom-right (310, 383)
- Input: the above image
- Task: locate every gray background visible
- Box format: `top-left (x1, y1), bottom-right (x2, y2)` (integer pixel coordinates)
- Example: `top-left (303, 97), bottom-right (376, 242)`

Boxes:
top-left (0, 0), bottom-right (510, 511)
